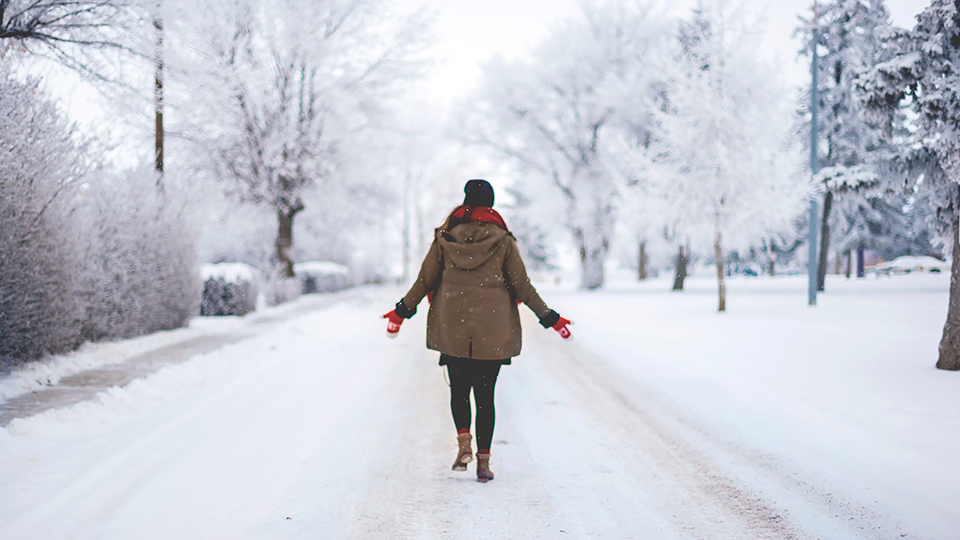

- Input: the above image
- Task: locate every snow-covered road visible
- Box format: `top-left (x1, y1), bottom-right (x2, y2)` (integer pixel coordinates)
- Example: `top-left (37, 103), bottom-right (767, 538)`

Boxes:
top-left (1, 276), bottom-right (957, 539)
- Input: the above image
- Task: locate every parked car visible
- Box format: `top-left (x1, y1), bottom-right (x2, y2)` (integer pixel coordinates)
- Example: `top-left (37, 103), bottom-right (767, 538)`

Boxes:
top-left (873, 256), bottom-right (950, 275)
top-left (728, 262), bottom-right (762, 277)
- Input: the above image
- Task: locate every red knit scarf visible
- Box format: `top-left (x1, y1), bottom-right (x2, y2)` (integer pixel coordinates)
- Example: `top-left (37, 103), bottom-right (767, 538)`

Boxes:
top-left (449, 205), bottom-right (509, 231)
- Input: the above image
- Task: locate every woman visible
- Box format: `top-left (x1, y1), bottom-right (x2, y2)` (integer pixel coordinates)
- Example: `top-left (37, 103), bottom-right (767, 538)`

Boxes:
top-left (382, 179), bottom-right (571, 483)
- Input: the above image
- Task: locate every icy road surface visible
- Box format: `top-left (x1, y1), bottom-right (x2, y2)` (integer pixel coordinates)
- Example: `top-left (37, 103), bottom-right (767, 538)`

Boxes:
top-left (1, 275), bottom-right (957, 539)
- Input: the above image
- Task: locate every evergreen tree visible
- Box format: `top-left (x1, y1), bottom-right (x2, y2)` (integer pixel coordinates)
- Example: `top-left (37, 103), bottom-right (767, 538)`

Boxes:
top-left (800, 0), bottom-right (903, 290)
top-left (857, 0), bottom-right (960, 370)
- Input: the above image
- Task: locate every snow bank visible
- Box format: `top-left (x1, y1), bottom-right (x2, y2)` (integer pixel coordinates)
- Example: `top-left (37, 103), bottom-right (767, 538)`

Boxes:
top-left (0, 289), bottom-right (366, 403)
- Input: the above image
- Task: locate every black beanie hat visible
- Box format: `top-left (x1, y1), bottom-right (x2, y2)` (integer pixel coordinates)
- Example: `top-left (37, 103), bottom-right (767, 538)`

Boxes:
top-left (463, 179), bottom-right (494, 207)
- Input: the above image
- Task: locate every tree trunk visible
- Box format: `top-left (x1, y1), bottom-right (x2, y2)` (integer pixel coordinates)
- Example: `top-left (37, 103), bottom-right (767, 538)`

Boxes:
top-left (835, 252), bottom-right (841, 275)
top-left (937, 203), bottom-right (960, 370)
top-left (817, 191), bottom-right (832, 291)
top-left (276, 202), bottom-right (304, 278)
top-left (845, 250), bottom-right (852, 279)
top-left (578, 240), bottom-right (607, 290)
top-left (715, 233), bottom-right (726, 312)
top-left (638, 241), bottom-right (647, 281)
top-left (672, 245), bottom-right (687, 291)
top-left (767, 242), bottom-right (775, 277)
top-left (856, 244), bottom-right (865, 278)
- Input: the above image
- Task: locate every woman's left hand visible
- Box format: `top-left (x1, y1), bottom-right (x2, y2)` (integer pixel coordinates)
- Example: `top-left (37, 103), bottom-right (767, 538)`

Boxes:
top-left (552, 316), bottom-right (573, 339)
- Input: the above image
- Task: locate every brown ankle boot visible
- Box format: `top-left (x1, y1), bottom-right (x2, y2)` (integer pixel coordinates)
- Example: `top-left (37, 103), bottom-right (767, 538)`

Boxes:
top-left (452, 433), bottom-right (473, 471)
top-left (476, 453), bottom-right (494, 483)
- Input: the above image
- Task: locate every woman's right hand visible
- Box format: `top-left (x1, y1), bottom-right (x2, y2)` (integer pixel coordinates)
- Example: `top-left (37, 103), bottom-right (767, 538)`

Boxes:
top-left (382, 310), bottom-right (404, 338)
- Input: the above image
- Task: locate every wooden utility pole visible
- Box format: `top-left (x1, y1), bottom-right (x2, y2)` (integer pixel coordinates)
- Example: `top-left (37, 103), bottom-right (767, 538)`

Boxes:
top-left (154, 5), bottom-right (164, 185)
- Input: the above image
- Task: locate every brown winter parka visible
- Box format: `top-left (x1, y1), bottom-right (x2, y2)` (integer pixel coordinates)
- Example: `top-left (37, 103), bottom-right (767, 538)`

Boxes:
top-left (399, 221), bottom-right (554, 361)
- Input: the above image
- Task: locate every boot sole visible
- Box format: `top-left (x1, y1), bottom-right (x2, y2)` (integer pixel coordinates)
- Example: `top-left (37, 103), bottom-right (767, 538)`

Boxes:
top-left (452, 455), bottom-right (472, 471)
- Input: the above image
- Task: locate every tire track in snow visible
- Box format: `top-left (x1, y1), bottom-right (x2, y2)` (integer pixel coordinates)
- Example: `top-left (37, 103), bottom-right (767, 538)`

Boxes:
top-left (514, 340), bottom-right (800, 539)
top-left (517, 310), bottom-right (907, 539)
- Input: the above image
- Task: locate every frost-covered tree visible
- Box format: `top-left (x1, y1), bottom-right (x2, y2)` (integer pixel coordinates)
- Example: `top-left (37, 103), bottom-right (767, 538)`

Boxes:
top-left (857, 0), bottom-right (960, 370)
top-left (799, 0), bottom-right (904, 290)
top-left (651, 1), bottom-right (807, 311)
top-left (185, 0), bottom-right (426, 278)
top-left (380, 107), bottom-right (467, 281)
top-left (462, 0), bottom-right (670, 289)
top-left (610, 140), bottom-right (674, 282)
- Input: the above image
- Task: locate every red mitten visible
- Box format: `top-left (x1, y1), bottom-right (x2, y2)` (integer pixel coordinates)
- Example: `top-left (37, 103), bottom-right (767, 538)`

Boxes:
top-left (553, 316), bottom-right (573, 339)
top-left (382, 310), bottom-right (404, 338)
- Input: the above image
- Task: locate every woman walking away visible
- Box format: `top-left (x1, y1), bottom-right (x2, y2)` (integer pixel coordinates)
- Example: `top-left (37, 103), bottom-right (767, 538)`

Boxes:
top-left (382, 179), bottom-right (572, 483)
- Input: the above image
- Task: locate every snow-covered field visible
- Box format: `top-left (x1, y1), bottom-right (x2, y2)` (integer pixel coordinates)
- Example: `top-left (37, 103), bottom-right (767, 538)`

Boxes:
top-left (0, 274), bottom-right (957, 539)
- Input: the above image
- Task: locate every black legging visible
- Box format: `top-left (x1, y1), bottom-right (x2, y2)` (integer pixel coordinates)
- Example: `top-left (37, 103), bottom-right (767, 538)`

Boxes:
top-left (445, 357), bottom-right (503, 451)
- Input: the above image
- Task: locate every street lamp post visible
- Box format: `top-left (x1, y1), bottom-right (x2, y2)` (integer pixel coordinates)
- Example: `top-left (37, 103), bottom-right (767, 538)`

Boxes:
top-left (808, 1), bottom-right (820, 306)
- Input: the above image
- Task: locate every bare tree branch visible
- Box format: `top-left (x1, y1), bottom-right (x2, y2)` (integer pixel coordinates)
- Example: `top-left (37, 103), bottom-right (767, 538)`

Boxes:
top-left (0, 0), bottom-right (142, 83)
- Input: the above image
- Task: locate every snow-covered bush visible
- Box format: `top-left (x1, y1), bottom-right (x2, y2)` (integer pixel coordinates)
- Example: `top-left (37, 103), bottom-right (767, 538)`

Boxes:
top-left (295, 262), bottom-right (351, 294)
top-left (200, 263), bottom-right (258, 316)
top-left (74, 166), bottom-right (201, 341)
top-left (0, 70), bottom-right (85, 361)
top-left (0, 65), bottom-right (200, 363)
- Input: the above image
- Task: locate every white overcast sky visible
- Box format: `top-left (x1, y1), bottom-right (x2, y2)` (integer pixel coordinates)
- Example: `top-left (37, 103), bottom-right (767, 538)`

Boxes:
top-left (397, 0), bottom-right (932, 105)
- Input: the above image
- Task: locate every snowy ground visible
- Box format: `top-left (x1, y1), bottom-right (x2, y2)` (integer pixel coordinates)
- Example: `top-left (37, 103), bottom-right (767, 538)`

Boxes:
top-left (0, 273), bottom-right (957, 539)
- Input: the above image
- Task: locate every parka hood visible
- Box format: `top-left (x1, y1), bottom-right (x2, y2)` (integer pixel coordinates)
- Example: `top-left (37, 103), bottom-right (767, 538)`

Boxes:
top-left (437, 222), bottom-right (509, 271)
